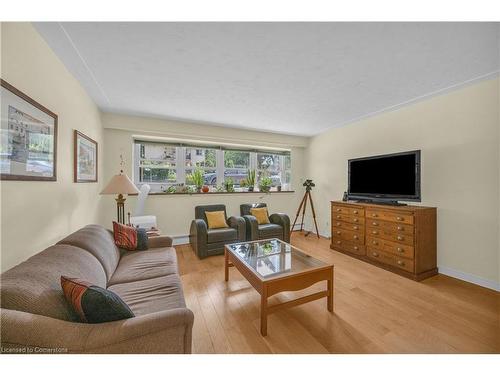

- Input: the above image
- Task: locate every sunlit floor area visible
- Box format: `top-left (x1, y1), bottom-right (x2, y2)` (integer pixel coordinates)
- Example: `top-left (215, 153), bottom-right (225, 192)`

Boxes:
top-left (175, 232), bottom-right (499, 354)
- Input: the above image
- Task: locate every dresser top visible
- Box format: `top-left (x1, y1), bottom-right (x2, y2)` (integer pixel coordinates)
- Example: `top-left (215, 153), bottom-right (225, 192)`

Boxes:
top-left (331, 200), bottom-right (436, 211)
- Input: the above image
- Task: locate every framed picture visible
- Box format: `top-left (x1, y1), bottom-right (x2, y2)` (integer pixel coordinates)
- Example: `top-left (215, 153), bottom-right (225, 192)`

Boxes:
top-left (1, 79), bottom-right (58, 181)
top-left (74, 130), bottom-right (98, 183)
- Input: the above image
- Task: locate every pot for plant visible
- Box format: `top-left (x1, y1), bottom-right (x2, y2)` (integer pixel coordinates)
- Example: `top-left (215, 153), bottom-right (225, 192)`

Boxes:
top-left (202, 185), bottom-right (209, 193)
top-left (248, 186), bottom-right (254, 192)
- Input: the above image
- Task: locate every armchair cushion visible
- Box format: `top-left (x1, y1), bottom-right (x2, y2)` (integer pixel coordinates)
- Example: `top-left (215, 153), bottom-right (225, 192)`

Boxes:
top-left (207, 228), bottom-right (238, 243)
top-left (258, 223), bottom-right (283, 239)
top-left (250, 207), bottom-right (270, 225)
top-left (205, 211), bottom-right (229, 229)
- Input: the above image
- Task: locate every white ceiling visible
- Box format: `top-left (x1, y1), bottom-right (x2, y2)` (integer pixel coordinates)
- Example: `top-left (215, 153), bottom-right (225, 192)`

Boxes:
top-left (34, 22), bottom-right (499, 136)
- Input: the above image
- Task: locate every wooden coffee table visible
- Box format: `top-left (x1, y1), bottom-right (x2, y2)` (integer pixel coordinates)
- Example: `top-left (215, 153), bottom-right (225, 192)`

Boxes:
top-left (224, 238), bottom-right (334, 336)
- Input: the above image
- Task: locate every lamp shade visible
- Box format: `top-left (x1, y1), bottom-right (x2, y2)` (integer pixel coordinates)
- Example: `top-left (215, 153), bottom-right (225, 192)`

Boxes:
top-left (100, 173), bottom-right (140, 195)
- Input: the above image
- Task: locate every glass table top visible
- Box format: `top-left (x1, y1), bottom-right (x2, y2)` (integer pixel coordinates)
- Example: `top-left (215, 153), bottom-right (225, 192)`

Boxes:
top-left (226, 238), bottom-right (328, 279)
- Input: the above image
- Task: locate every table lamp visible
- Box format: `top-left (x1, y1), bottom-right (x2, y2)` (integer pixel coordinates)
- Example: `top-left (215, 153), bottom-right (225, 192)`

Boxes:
top-left (100, 170), bottom-right (139, 224)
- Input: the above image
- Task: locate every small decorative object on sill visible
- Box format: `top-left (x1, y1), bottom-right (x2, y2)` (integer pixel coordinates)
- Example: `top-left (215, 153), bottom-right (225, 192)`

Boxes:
top-left (342, 191), bottom-right (348, 202)
top-left (277, 185), bottom-right (282, 192)
top-left (202, 185), bottom-right (210, 193)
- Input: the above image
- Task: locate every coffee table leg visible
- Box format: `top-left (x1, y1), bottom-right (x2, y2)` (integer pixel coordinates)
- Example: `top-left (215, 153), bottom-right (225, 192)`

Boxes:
top-left (260, 287), bottom-right (268, 336)
top-left (224, 249), bottom-right (229, 282)
top-left (327, 267), bottom-right (334, 312)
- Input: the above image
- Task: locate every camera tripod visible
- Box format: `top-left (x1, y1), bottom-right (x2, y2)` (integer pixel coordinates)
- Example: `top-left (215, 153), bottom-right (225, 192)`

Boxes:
top-left (291, 180), bottom-right (320, 238)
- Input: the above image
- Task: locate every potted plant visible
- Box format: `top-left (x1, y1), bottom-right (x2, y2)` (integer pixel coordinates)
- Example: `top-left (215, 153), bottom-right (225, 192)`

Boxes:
top-left (224, 177), bottom-right (235, 192)
top-left (187, 168), bottom-right (204, 193)
top-left (259, 176), bottom-right (272, 193)
top-left (202, 185), bottom-right (210, 193)
top-left (247, 169), bottom-right (256, 192)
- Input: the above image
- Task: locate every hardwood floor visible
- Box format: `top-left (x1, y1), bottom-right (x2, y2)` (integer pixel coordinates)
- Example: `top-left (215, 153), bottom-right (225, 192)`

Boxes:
top-left (175, 232), bottom-right (500, 353)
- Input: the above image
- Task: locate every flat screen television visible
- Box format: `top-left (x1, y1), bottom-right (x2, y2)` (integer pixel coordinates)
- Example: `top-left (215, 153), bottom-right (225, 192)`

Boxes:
top-left (348, 150), bottom-right (421, 204)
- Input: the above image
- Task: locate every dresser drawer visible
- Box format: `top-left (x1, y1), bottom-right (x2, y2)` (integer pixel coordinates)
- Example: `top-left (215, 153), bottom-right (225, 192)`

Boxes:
top-left (332, 228), bottom-right (364, 244)
top-left (331, 240), bottom-right (366, 256)
top-left (366, 209), bottom-right (414, 225)
top-left (382, 232), bottom-right (414, 246)
top-left (367, 220), bottom-right (414, 234)
top-left (366, 248), bottom-right (414, 273)
top-left (332, 220), bottom-right (364, 232)
top-left (332, 213), bottom-right (365, 225)
top-left (383, 241), bottom-right (415, 259)
top-left (366, 236), bottom-right (383, 249)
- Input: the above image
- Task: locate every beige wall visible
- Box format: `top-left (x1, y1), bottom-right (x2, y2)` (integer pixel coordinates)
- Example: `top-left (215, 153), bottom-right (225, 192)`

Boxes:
top-left (0, 23), bottom-right (104, 272)
top-left (306, 78), bottom-right (500, 288)
top-left (100, 113), bottom-right (307, 240)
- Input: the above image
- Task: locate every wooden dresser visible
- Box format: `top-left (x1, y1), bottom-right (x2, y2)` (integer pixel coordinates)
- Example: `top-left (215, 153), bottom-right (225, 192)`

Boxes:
top-left (330, 201), bottom-right (437, 280)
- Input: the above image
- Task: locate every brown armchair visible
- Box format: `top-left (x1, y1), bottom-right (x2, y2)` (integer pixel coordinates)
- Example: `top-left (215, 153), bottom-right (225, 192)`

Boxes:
top-left (189, 204), bottom-right (245, 259)
top-left (240, 203), bottom-right (291, 243)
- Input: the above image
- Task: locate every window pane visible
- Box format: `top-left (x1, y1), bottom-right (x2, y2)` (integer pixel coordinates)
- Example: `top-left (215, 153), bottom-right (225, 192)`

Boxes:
top-left (224, 150), bottom-right (249, 169)
top-left (141, 144), bottom-right (176, 166)
top-left (258, 170), bottom-right (281, 187)
top-left (186, 168), bottom-right (217, 186)
top-left (139, 167), bottom-right (176, 183)
top-left (257, 153), bottom-right (281, 171)
top-left (185, 148), bottom-right (217, 168)
top-left (224, 168), bottom-right (248, 186)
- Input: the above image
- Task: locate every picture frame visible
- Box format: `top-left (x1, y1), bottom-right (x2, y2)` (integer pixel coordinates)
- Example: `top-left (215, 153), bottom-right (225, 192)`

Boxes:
top-left (74, 130), bottom-right (98, 183)
top-left (0, 79), bottom-right (58, 181)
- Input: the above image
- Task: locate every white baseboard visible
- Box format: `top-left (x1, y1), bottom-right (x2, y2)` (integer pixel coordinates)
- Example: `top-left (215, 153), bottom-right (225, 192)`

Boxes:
top-left (438, 266), bottom-right (500, 292)
top-left (171, 235), bottom-right (190, 245)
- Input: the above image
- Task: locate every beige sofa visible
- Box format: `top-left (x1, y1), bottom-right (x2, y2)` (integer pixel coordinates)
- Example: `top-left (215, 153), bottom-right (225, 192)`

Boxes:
top-left (0, 225), bottom-right (194, 354)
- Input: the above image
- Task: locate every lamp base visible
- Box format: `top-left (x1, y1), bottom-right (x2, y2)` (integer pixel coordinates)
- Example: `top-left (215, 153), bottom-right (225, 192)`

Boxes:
top-left (116, 194), bottom-right (126, 224)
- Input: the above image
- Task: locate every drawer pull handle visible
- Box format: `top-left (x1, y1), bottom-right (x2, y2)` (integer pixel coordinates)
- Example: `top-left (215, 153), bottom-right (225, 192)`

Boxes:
top-left (353, 210), bottom-right (358, 214)
top-left (372, 230), bottom-right (378, 234)
top-left (397, 226), bottom-right (403, 231)
top-left (396, 216), bottom-right (403, 221)
top-left (372, 252), bottom-right (379, 257)
top-left (397, 260), bottom-right (405, 266)
top-left (397, 247), bottom-right (404, 253)
top-left (336, 208), bottom-right (341, 212)
top-left (353, 226), bottom-right (358, 230)
top-left (336, 240), bottom-right (341, 245)
top-left (353, 218), bottom-right (359, 222)
top-left (372, 213), bottom-right (378, 217)
top-left (353, 246), bottom-right (358, 250)
top-left (397, 236), bottom-right (403, 241)
top-left (372, 222), bottom-right (378, 226)
top-left (353, 235), bottom-right (358, 239)
top-left (337, 231), bottom-right (341, 235)
top-left (336, 223), bottom-right (341, 226)
top-left (336, 215), bottom-right (341, 219)
top-left (372, 240), bottom-right (378, 245)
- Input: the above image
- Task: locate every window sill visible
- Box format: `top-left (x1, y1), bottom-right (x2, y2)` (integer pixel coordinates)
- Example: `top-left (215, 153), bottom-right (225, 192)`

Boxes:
top-left (130, 190), bottom-right (295, 196)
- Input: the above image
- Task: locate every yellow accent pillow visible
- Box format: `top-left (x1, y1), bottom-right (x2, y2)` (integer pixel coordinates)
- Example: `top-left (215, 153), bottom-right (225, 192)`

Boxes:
top-left (250, 207), bottom-right (270, 225)
top-left (205, 211), bottom-right (228, 229)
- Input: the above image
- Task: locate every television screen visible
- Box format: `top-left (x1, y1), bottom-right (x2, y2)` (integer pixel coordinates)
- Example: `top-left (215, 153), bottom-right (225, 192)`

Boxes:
top-left (348, 150), bottom-right (420, 201)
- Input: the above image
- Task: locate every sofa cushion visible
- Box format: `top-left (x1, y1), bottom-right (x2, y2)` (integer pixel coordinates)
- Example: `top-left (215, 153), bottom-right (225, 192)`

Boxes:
top-left (0, 245), bottom-right (107, 322)
top-left (61, 276), bottom-right (135, 323)
top-left (258, 223), bottom-right (283, 239)
top-left (108, 247), bottom-right (178, 286)
top-left (108, 274), bottom-right (186, 316)
top-left (58, 224), bottom-right (121, 281)
top-left (207, 227), bottom-right (238, 243)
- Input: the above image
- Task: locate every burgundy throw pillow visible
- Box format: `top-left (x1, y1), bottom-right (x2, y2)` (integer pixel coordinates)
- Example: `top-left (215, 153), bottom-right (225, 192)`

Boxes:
top-left (112, 221), bottom-right (148, 250)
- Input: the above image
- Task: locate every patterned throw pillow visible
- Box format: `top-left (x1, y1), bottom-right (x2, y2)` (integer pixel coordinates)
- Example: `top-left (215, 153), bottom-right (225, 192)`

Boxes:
top-left (112, 221), bottom-right (148, 250)
top-left (250, 207), bottom-right (270, 225)
top-left (60, 276), bottom-right (134, 323)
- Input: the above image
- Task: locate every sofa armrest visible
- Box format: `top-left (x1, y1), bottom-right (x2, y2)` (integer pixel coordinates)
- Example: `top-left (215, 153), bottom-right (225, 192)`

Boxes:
top-left (270, 213), bottom-right (291, 243)
top-left (227, 216), bottom-right (246, 241)
top-left (0, 307), bottom-right (194, 354)
top-left (242, 215), bottom-right (259, 241)
top-left (148, 235), bottom-right (173, 248)
top-left (189, 219), bottom-right (208, 258)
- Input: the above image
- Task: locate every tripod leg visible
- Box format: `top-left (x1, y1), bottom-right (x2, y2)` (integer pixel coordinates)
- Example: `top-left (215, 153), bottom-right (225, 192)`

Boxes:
top-left (300, 191), bottom-right (308, 232)
top-left (291, 193), bottom-right (306, 236)
top-left (308, 191), bottom-right (321, 238)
